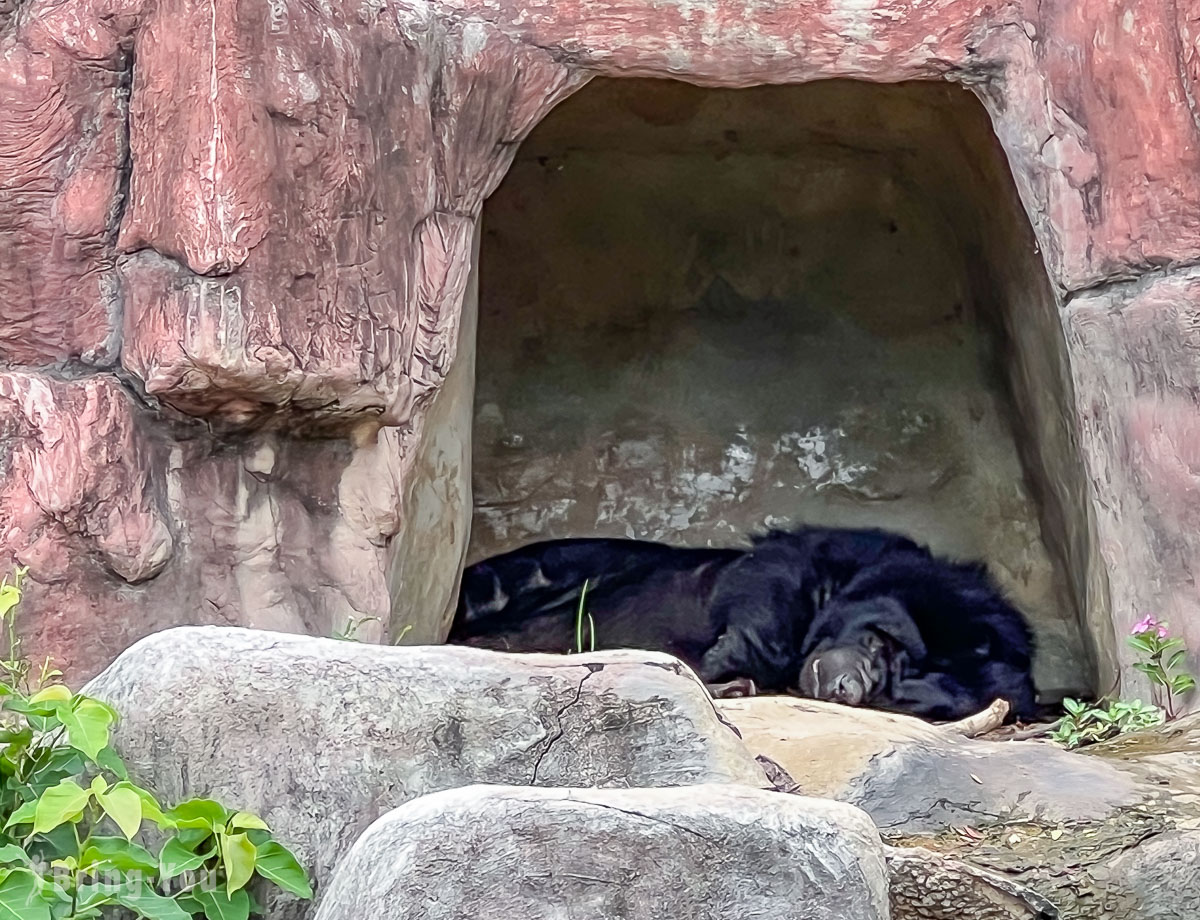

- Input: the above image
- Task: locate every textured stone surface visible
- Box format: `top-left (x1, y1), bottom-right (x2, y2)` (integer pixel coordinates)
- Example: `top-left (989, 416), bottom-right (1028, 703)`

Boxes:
top-left (0, 373), bottom-right (172, 585)
top-left (1065, 269), bottom-right (1200, 699)
top-left (0, 378), bottom-right (437, 673)
top-left (84, 628), bottom-right (770, 912)
top-left (724, 699), bottom-right (1200, 918)
top-left (2, 0), bottom-right (1200, 695)
top-left (717, 696), bottom-right (1142, 834)
top-left (885, 846), bottom-right (1060, 920)
top-left (1104, 830), bottom-right (1200, 919)
top-left (313, 784), bottom-right (889, 920)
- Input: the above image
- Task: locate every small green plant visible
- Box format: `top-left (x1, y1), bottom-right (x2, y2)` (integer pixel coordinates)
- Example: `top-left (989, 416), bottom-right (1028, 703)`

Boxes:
top-left (331, 615), bottom-right (382, 642)
top-left (1051, 614), bottom-right (1196, 750)
top-left (0, 567), bottom-right (312, 918)
top-left (1128, 615), bottom-right (1196, 719)
top-left (573, 580), bottom-right (596, 655)
top-left (1050, 697), bottom-right (1165, 748)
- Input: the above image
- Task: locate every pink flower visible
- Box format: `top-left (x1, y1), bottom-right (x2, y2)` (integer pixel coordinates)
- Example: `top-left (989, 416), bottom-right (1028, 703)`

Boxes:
top-left (1133, 615), bottom-right (1158, 636)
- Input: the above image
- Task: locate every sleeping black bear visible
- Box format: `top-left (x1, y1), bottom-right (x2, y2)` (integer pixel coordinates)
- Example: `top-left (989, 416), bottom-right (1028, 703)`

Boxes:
top-left (448, 525), bottom-right (1037, 722)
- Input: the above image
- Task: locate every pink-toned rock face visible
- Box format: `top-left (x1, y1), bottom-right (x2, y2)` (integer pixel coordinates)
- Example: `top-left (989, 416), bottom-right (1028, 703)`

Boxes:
top-left (1067, 270), bottom-right (1200, 687)
top-left (3, 0), bottom-right (1200, 696)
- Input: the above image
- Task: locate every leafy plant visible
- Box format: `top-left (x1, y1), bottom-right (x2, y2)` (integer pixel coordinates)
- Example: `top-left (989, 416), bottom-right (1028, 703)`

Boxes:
top-left (1051, 615), bottom-right (1195, 750)
top-left (0, 568), bottom-right (312, 919)
top-left (1128, 615), bottom-right (1196, 719)
top-left (1050, 696), bottom-right (1164, 749)
top-left (573, 580), bottom-right (596, 655)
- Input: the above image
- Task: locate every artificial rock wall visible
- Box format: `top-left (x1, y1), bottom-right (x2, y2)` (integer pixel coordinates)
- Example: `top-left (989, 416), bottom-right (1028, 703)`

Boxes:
top-left (3, 0), bottom-right (1200, 697)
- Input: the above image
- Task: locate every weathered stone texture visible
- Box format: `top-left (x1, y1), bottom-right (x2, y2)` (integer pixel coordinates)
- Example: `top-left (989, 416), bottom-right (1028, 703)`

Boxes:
top-left (0, 38), bottom-right (123, 365)
top-left (717, 696), bottom-right (1142, 834)
top-left (3, 0), bottom-right (1200, 691)
top-left (0, 373), bottom-right (172, 584)
top-left (313, 784), bottom-right (890, 920)
top-left (84, 628), bottom-right (771, 913)
top-left (724, 698), bottom-right (1200, 919)
top-left (1066, 269), bottom-right (1200, 695)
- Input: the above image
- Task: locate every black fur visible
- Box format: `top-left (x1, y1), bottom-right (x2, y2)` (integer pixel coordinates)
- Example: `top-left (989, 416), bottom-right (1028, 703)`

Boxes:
top-left (448, 525), bottom-right (1037, 722)
top-left (798, 558), bottom-right (1037, 720)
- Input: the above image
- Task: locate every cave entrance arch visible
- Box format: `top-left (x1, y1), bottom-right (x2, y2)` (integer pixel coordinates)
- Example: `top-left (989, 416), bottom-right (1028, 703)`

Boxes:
top-left (468, 77), bottom-right (1099, 701)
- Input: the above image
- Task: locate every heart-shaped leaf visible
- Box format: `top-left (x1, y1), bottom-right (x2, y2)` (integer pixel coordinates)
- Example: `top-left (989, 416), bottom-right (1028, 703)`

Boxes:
top-left (95, 784), bottom-right (142, 840)
top-left (158, 837), bottom-right (212, 881)
top-left (253, 841), bottom-right (312, 899)
top-left (60, 698), bottom-right (114, 761)
top-left (220, 833), bottom-right (256, 894)
top-left (32, 780), bottom-right (90, 835)
top-left (191, 887), bottom-right (249, 920)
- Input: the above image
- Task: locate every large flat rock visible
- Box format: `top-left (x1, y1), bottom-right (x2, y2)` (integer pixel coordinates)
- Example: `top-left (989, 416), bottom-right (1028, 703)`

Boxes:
top-left (718, 696), bottom-right (1143, 833)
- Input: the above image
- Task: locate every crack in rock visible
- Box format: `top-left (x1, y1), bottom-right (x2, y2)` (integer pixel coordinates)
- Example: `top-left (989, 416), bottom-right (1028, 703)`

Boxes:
top-left (529, 668), bottom-right (595, 785)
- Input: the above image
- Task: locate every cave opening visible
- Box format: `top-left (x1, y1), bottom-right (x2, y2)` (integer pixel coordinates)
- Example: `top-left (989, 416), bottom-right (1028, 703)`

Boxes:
top-left (467, 77), bottom-right (1098, 701)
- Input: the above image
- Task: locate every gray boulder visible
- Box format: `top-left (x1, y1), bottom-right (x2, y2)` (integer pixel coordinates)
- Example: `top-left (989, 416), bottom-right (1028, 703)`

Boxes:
top-left (84, 627), bottom-right (769, 912)
top-left (718, 697), bottom-right (1142, 833)
top-left (1104, 830), bottom-right (1200, 918)
top-left (313, 783), bottom-right (890, 920)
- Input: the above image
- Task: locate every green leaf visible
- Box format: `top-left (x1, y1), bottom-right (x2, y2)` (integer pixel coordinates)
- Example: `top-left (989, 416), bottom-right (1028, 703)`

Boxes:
top-left (94, 747), bottom-right (129, 782)
top-left (74, 883), bottom-right (118, 912)
top-left (158, 838), bottom-right (212, 881)
top-left (227, 813), bottom-right (268, 832)
top-left (60, 698), bottom-right (114, 761)
top-left (1167, 649), bottom-right (1188, 672)
top-left (81, 837), bottom-right (158, 874)
top-left (0, 801), bottom-right (32, 830)
top-left (0, 868), bottom-right (49, 920)
top-left (0, 846), bottom-right (28, 866)
top-left (245, 889), bottom-right (263, 916)
top-left (27, 687), bottom-right (69, 706)
top-left (219, 833), bottom-right (256, 894)
top-left (1128, 635), bottom-right (1156, 654)
top-left (173, 827), bottom-right (214, 852)
top-left (1, 698), bottom-right (46, 718)
top-left (1062, 697), bottom-right (1085, 716)
top-left (0, 727), bottom-right (32, 748)
top-left (1172, 674), bottom-right (1197, 693)
top-left (253, 841), bottom-right (312, 899)
top-left (95, 784), bottom-right (142, 840)
top-left (81, 881), bottom-right (190, 920)
top-left (30, 875), bottom-right (69, 912)
top-left (127, 784), bottom-right (172, 829)
top-left (167, 800), bottom-right (229, 832)
top-left (191, 888), bottom-right (249, 920)
top-left (32, 780), bottom-right (90, 835)
top-left (0, 586), bottom-right (21, 622)
top-left (114, 881), bottom-right (192, 920)
top-left (25, 823), bottom-right (80, 864)
top-left (39, 746), bottom-right (87, 778)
